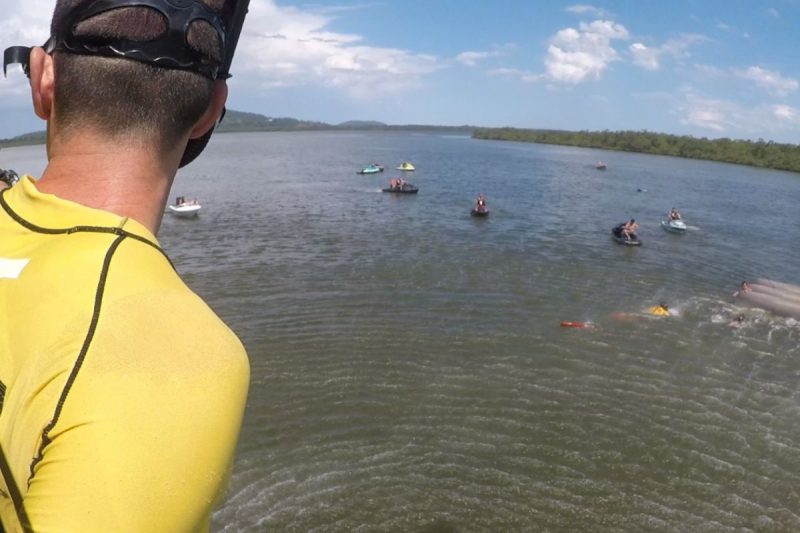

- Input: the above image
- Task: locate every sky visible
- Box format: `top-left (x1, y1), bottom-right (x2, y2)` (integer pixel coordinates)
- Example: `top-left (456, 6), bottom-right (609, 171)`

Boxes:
top-left (2, 0), bottom-right (800, 142)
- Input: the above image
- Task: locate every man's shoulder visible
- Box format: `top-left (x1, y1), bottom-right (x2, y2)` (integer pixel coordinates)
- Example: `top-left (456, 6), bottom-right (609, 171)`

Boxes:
top-left (103, 280), bottom-right (244, 347)
top-left (91, 287), bottom-right (248, 381)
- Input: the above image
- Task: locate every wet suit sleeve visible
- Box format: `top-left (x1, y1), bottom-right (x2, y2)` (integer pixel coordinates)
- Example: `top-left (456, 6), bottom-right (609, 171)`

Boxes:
top-left (22, 257), bottom-right (250, 532)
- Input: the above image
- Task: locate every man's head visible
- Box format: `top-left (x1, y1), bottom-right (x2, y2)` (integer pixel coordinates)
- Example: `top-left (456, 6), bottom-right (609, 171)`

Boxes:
top-left (23, 0), bottom-right (248, 164)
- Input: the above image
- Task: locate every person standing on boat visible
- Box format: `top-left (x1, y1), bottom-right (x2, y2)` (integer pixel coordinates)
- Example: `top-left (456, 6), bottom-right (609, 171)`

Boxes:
top-left (0, 1), bottom-right (251, 530)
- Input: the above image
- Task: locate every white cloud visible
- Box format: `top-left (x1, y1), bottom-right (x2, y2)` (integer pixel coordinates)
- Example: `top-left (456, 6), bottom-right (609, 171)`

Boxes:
top-left (565, 5), bottom-right (607, 17)
top-left (456, 44), bottom-right (515, 67)
top-left (488, 67), bottom-right (543, 83)
top-left (675, 91), bottom-right (729, 131)
top-left (629, 34), bottom-right (706, 71)
top-left (0, 0), bottom-right (441, 105)
top-left (672, 88), bottom-right (800, 139)
top-left (734, 66), bottom-right (798, 97)
top-left (661, 35), bottom-right (707, 59)
top-left (581, 20), bottom-right (629, 39)
top-left (772, 104), bottom-right (798, 121)
top-left (232, 1), bottom-right (440, 99)
top-left (629, 43), bottom-right (659, 70)
top-left (489, 67), bottom-right (524, 77)
top-left (456, 51), bottom-right (495, 67)
top-left (684, 107), bottom-right (727, 131)
top-left (766, 8), bottom-right (780, 19)
top-left (544, 20), bottom-right (629, 84)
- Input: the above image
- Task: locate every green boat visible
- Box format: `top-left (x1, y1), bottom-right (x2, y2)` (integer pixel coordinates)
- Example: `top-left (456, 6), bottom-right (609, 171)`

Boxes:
top-left (357, 164), bottom-right (384, 175)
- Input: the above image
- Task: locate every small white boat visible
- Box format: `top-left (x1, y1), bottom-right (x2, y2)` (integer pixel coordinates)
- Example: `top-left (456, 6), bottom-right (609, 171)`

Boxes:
top-left (661, 219), bottom-right (686, 233)
top-left (168, 196), bottom-right (201, 217)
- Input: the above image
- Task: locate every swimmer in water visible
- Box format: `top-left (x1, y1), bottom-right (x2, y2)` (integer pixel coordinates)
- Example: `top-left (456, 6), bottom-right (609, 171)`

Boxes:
top-left (733, 281), bottom-right (751, 297)
top-left (647, 303), bottom-right (671, 316)
top-left (728, 314), bottom-right (746, 328)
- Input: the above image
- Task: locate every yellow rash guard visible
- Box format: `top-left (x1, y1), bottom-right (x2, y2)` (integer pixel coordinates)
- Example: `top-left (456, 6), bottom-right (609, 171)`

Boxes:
top-left (0, 177), bottom-right (249, 532)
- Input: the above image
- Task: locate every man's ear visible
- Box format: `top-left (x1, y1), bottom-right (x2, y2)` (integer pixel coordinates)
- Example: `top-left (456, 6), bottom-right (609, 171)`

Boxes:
top-left (29, 47), bottom-right (55, 121)
top-left (189, 80), bottom-right (228, 139)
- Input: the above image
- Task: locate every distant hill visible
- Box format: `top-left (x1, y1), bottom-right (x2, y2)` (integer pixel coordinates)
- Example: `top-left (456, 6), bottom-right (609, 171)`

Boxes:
top-left (216, 110), bottom-right (333, 132)
top-left (337, 120), bottom-right (387, 129)
top-left (216, 110), bottom-right (473, 134)
top-left (0, 130), bottom-right (47, 148)
top-left (0, 110), bottom-right (473, 148)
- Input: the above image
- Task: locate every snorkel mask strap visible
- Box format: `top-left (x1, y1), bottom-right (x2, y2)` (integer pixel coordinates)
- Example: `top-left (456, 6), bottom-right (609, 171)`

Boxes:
top-left (182, 0), bottom-right (248, 167)
top-left (3, 46), bottom-right (32, 77)
top-left (55, 0), bottom-right (228, 80)
top-left (3, 0), bottom-right (250, 167)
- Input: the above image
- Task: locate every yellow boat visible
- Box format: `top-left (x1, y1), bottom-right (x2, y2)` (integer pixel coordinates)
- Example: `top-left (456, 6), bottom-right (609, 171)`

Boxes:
top-left (396, 161), bottom-right (415, 171)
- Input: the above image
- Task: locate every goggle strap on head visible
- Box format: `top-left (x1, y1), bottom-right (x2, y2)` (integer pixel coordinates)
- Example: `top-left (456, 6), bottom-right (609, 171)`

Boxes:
top-left (4, 46), bottom-right (32, 77)
top-left (180, 106), bottom-right (226, 167)
top-left (55, 0), bottom-right (227, 80)
top-left (3, 0), bottom-right (250, 167)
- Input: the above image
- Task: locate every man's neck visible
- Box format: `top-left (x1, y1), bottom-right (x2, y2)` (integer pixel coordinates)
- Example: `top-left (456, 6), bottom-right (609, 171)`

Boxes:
top-left (36, 130), bottom-right (181, 235)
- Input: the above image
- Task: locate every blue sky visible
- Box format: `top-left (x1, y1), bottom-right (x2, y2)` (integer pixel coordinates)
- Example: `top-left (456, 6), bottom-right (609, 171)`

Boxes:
top-left (2, 1), bottom-right (800, 142)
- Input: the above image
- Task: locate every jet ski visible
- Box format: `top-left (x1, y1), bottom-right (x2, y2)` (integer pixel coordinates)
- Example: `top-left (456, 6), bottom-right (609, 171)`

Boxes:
top-left (612, 224), bottom-right (642, 246)
top-left (661, 219), bottom-right (687, 233)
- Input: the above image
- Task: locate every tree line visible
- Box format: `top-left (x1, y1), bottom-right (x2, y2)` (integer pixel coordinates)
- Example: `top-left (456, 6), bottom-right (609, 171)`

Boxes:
top-left (472, 128), bottom-right (800, 174)
top-left (0, 110), bottom-right (476, 148)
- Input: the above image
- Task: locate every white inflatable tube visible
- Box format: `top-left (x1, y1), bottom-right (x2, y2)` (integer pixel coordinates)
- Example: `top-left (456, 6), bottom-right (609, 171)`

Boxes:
top-left (749, 283), bottom-right (800, 305)
top-left (737, 290), bottom-right (800, 320)
top-left (753, 278), bottom-right (800, 298)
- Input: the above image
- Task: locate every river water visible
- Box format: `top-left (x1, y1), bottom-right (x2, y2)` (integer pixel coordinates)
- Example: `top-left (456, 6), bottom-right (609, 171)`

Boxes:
top-left (4, 132), bottom-right (800, 531)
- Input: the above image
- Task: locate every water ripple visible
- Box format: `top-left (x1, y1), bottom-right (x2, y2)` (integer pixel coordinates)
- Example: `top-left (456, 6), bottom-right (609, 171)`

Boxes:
top-left (91, 132), bottom-right (800, 531)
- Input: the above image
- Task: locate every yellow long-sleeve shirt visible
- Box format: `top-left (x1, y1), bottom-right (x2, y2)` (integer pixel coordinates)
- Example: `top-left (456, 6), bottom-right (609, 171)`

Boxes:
top-left (0, 177), bottom-right (249, 532)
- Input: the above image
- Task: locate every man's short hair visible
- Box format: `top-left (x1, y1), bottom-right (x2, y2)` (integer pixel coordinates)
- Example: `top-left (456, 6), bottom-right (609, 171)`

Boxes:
top-left (51, 0), bottom-right (226, 151)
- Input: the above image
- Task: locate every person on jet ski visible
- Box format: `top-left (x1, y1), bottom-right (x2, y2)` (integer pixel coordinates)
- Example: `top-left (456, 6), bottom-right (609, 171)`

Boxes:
top-left (621, 219), bottom-right (639, 241)
top-left (475, 193), bottom-right (487, 212)
top-left (668, 207), bottom-right (682, 221)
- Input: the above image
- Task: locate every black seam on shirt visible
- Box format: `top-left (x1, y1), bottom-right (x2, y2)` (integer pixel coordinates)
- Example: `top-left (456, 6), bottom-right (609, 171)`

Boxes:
top-left (27, 233), bottom-right (125, 485)
top-left (1, 444), bottom-right (31, 532)
top-left (0, 188), bottom-right (174, 268)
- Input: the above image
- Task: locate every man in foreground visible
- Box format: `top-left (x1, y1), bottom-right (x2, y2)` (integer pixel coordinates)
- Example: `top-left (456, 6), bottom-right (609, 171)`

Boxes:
top-left (0, 1), bottom-right (250, 530)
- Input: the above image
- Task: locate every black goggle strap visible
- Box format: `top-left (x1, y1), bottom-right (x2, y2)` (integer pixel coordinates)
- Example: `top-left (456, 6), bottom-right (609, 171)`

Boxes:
top-left (220, 0), bottom-right (248, 79)
top-left (2, 0), bottom-right (250, 167)
top-left (4, 46), bottom-right (33, 78)
top-left (4, 0), bottom-right (250, 81)
top-left (181, 0), bottom-right (247, 167)
top-left (55, 0), bottom-right (227, 80)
